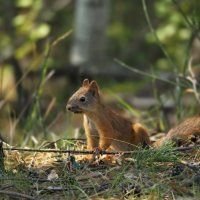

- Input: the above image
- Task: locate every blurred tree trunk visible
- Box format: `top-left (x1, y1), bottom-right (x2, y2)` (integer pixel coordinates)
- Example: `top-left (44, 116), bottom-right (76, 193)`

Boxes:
top-left (70, 0), bottom-right (110, 74)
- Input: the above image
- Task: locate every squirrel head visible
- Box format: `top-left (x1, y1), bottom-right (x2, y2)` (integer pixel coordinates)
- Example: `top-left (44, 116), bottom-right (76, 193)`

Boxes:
top-left (66, 79), bottom-right (101, 113)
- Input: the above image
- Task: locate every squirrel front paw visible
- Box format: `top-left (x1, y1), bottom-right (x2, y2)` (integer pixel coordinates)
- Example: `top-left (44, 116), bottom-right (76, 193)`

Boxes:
top-left (92, 147), bottom-right (104, 160)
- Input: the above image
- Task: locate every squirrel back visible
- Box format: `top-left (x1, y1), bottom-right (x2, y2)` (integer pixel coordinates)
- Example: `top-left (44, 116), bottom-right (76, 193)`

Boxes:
top-left (153, 117), bottom-right (200, 148)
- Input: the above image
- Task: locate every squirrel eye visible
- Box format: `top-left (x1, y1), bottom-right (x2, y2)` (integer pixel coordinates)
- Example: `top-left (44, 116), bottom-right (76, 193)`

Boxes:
top-left (79, 96), bottom-right (86, 102)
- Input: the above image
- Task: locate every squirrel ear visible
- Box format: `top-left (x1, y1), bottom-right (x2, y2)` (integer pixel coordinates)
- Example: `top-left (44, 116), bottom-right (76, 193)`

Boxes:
top-left (89, 80), bottom-right (100, 97)
top-left (82, 79), bottom-right (90, 87)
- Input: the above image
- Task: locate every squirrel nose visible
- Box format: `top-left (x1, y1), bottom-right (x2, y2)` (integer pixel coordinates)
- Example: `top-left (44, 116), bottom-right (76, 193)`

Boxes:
top-left (66, 104), bottom-right (78, 111)
top-left (66, 103), bottom-right (81, 113)
top-left (66, 104), bottom-right (72, 111)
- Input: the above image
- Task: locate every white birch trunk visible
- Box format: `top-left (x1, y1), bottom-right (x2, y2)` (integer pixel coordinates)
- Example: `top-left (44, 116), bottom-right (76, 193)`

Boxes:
top-left (70, 0), bottom-right (110, 73)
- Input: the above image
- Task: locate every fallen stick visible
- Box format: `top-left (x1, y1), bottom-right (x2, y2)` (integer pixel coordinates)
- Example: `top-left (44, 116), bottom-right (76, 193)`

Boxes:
top-left (3, 147), bottom-right (117, 155)
top-left (3, 145), bottom-right (200, 155)
top-left (0, 190), bottom-right (38, 200)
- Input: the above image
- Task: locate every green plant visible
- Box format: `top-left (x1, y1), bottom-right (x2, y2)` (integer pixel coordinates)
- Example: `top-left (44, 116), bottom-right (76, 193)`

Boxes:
top-left (134, 143), bottom-right (180, 169)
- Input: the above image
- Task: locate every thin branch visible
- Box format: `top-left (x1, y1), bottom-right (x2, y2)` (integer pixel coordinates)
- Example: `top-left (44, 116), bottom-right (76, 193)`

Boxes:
top-left (3, 147), bottom-right (118, 155)
top-left (52, 29), bottom-right (73, 46)
top-left (173, 145), bottom-right (200, 152)
top-left (114, 58), bottom-right (186, 87)
top-left (3, 145), bottom-right (200, 155)
top-left (0, 190), bottom-right (38, 200)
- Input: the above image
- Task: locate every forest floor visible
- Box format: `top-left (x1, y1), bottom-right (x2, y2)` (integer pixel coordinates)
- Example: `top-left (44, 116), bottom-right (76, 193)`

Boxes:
top-left (1, 139), bottom-right (200, 200)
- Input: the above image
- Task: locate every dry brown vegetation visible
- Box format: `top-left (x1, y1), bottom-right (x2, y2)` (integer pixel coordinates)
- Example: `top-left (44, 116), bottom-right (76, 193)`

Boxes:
top-left (1, 139), bottom-right (200, 200)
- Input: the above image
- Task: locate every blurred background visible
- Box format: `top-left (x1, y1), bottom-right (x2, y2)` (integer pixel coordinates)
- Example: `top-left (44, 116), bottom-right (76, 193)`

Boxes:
top-left (0, 0), bottom-right (199, 146)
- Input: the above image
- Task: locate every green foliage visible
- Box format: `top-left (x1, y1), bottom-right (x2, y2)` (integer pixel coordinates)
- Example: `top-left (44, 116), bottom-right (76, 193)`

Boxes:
top-left (4, 170), bottom-right (32, 193)
top-left (0, 1), bottom-right (50, 62)
top-left (55, 139), bottom-right (76, 150)
top-left (146, 0), bottom-right (199, 72)
top-left (134, 143), bottom-right (180, 169)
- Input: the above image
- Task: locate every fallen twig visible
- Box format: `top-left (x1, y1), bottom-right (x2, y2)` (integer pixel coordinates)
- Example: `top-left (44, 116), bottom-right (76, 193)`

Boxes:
top-left (3, 145), bottom-right (200, 155)
top-left (34, 182), bottom-right (110, 193)
top-left (0, 190), bottom-right (38, 200)
top-left (3, 147), bottom-right (118, 155)
top-left (173, 145), bottom-right (200, 152)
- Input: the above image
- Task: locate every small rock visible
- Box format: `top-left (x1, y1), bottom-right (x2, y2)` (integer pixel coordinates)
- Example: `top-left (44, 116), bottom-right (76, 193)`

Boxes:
top-left (194, 174), bottom-right (200, 185)
top-left (171, 164), bottom-right (185, 176)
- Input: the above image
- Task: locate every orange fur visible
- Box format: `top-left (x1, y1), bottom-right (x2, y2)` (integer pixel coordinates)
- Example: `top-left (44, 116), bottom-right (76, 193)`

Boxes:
top-left (67, 79), bottom-right (200, 151)
top-left (67, 79), bottom-right (150, 151)
top-left (153, 117), bottom-right (200, 148)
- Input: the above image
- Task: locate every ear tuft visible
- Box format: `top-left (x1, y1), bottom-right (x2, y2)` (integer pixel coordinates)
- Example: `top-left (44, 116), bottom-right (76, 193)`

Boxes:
top-left (89, 80), bottom-right (99, 97)
top-left (82, 79), bottom-right (90, 87)
top-left (90, 80), bottom-right (99, 89)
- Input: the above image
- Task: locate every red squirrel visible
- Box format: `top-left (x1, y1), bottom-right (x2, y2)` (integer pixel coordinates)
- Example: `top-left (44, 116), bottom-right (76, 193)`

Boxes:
top-left (67, 79), bottom-right (200, 151)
